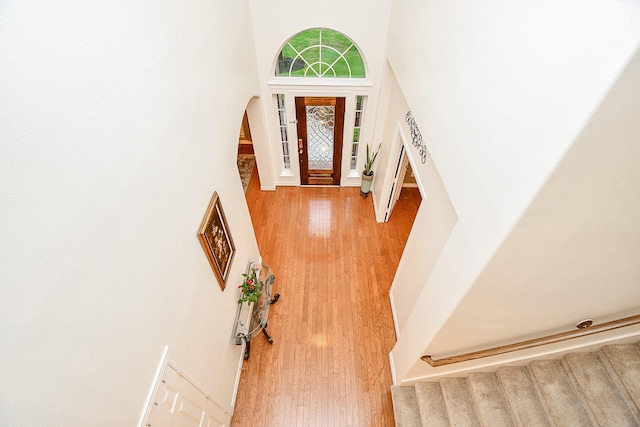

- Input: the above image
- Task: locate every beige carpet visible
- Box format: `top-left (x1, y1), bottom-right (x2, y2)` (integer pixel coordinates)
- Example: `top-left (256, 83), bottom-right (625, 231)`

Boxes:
top-left (392, 342), bottom-right (640, 426)
top-left (237, 154), bottom-right (255, 193)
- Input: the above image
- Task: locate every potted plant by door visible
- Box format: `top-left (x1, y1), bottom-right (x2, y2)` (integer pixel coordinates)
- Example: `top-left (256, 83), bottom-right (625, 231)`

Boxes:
top-left (361, 143), bottom-right (381, 197)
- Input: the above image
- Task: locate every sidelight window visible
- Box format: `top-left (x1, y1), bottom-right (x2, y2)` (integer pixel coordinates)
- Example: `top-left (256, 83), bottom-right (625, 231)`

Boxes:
top-left (275, 94), bottom-right (291, 170)
top-left (351, 95), bottom-right (365, 171)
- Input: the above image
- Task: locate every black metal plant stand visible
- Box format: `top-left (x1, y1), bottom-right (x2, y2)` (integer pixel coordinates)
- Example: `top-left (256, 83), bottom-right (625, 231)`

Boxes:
top-left (233, 262), bottom-right (280, 360)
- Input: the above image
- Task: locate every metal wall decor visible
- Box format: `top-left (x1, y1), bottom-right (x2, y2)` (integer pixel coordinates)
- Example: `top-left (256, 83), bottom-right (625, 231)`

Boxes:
top-left (405, 111), bottom-right (428, 164)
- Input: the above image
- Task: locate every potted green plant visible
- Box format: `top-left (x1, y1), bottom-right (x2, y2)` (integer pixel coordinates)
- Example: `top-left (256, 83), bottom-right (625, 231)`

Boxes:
top-left (238, 267), bottom-right (264, 304)
top-left (361, 143), bottom-right (381, 197)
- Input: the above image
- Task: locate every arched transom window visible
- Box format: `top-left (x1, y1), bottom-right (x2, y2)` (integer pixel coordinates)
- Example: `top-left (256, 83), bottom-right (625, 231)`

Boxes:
top-left (275, 28), bottom-right (365, 78)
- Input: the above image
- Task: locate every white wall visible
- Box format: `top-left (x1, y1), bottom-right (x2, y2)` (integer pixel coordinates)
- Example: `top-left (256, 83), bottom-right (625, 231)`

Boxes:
top-left (376, 62), bottom-right (458, 333)
top-left (0, 1), bottom-right (261, 425)
top-left (390, 177), bottom-right (458, 333)
top-left (424, 45), bottom-right (640, 361)
top-left (368, 62), bottom-right (395, 207)
top-left (248, 0), bottom-right (392, 188)
top-left (386, 0), bottom-right (640, 382)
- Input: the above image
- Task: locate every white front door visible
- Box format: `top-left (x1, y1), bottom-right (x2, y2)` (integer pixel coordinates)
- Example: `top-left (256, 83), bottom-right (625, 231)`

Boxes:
top-left (146, 364), bottom-right (230, 427)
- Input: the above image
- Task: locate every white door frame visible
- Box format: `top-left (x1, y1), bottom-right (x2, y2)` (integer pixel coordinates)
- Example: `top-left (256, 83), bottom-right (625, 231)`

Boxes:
top-left (376, 122), bottom-right (425, 222)
top-left (288, 89), bottom-right (356, 187)
top-left (266, 81), bottom-right (374, 188)
top-left (383, 144), bottom-right (410, 222)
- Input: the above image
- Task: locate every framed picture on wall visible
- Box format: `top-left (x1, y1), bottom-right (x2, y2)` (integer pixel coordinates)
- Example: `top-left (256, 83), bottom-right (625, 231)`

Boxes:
top-left (198, 192), bottom-right (236, 290)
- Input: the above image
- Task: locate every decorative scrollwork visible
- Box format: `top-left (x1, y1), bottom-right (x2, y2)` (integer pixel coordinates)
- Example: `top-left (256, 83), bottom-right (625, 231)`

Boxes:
top-left (307, 105), bottom-right (335, 170)
top-left (405, 111), bottom-right (427, 164)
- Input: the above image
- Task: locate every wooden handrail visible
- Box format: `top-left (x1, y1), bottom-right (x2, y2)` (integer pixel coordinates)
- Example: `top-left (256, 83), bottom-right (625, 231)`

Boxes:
top-left (421, 314), bottom-right (640, 367)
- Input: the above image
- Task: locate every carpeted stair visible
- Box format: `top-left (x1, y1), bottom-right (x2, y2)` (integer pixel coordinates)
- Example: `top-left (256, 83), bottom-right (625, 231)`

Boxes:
top-left (391, 343), bottom-right (640, 426)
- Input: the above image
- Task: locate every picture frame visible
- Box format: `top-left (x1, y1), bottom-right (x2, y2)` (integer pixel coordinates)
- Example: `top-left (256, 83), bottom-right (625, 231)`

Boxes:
top-left (198, 192), bottom-right (236, 290)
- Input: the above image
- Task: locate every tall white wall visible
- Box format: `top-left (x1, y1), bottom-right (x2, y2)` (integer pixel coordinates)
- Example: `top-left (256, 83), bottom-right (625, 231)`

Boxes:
top-left (0, 1), bottom-right (261, 425)
top-left (424, 46), bottom-right (640, 365)
top-left (386, 0), bottom-right (640, 382)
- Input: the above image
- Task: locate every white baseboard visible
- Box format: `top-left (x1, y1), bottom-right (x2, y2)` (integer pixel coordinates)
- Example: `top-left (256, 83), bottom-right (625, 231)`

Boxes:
top-left (387, 291), bottom-right (401, 387)
top-left (389, 351), bottom-right (397, 386)
top-left (231, 342), bottom-right (246, 409)
top-left (389, 291), bottom-right (400, 340)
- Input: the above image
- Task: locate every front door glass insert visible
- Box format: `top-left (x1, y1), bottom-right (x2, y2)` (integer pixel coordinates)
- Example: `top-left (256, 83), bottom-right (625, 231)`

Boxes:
top-left (306, 105), bottom-right (335, 170)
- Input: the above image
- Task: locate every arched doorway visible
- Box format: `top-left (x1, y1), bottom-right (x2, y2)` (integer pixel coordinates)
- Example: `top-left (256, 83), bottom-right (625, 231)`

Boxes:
top-left (268, 28), bottom-right (371, 187)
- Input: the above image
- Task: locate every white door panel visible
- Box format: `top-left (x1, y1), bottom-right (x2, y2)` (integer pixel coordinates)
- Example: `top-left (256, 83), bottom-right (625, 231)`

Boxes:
top-left (146, 364), bottom-right (229, 427)
top-left (204, 399), bottom-right (228, 427)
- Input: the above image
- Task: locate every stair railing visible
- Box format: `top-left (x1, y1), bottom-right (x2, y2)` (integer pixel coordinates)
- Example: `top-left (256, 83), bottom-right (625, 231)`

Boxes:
top-left (422, 314), bottom-right (640, 367)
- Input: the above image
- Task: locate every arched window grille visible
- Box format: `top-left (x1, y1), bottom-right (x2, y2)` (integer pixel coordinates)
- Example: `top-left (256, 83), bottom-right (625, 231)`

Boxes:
top-left (275, 28), bottom-right (365, 78)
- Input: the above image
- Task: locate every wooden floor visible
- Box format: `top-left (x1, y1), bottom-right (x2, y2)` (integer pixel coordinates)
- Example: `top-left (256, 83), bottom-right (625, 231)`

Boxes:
top-left (232, 167), bottom-right (421, 427)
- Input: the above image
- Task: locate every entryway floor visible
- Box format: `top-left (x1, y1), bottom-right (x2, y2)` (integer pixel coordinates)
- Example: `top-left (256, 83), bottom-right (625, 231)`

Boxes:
top-left (232, 167), bottom-right (421, 426)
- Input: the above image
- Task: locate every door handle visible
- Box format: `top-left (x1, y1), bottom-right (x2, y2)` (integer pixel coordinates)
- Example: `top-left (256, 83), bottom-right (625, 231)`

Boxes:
top-left (298, 139), bottom-right (303, 154)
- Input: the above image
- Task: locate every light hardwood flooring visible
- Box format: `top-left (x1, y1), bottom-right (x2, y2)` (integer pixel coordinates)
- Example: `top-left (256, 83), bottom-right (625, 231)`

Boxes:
top-left (232, 167), bottom-right (421, 426)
